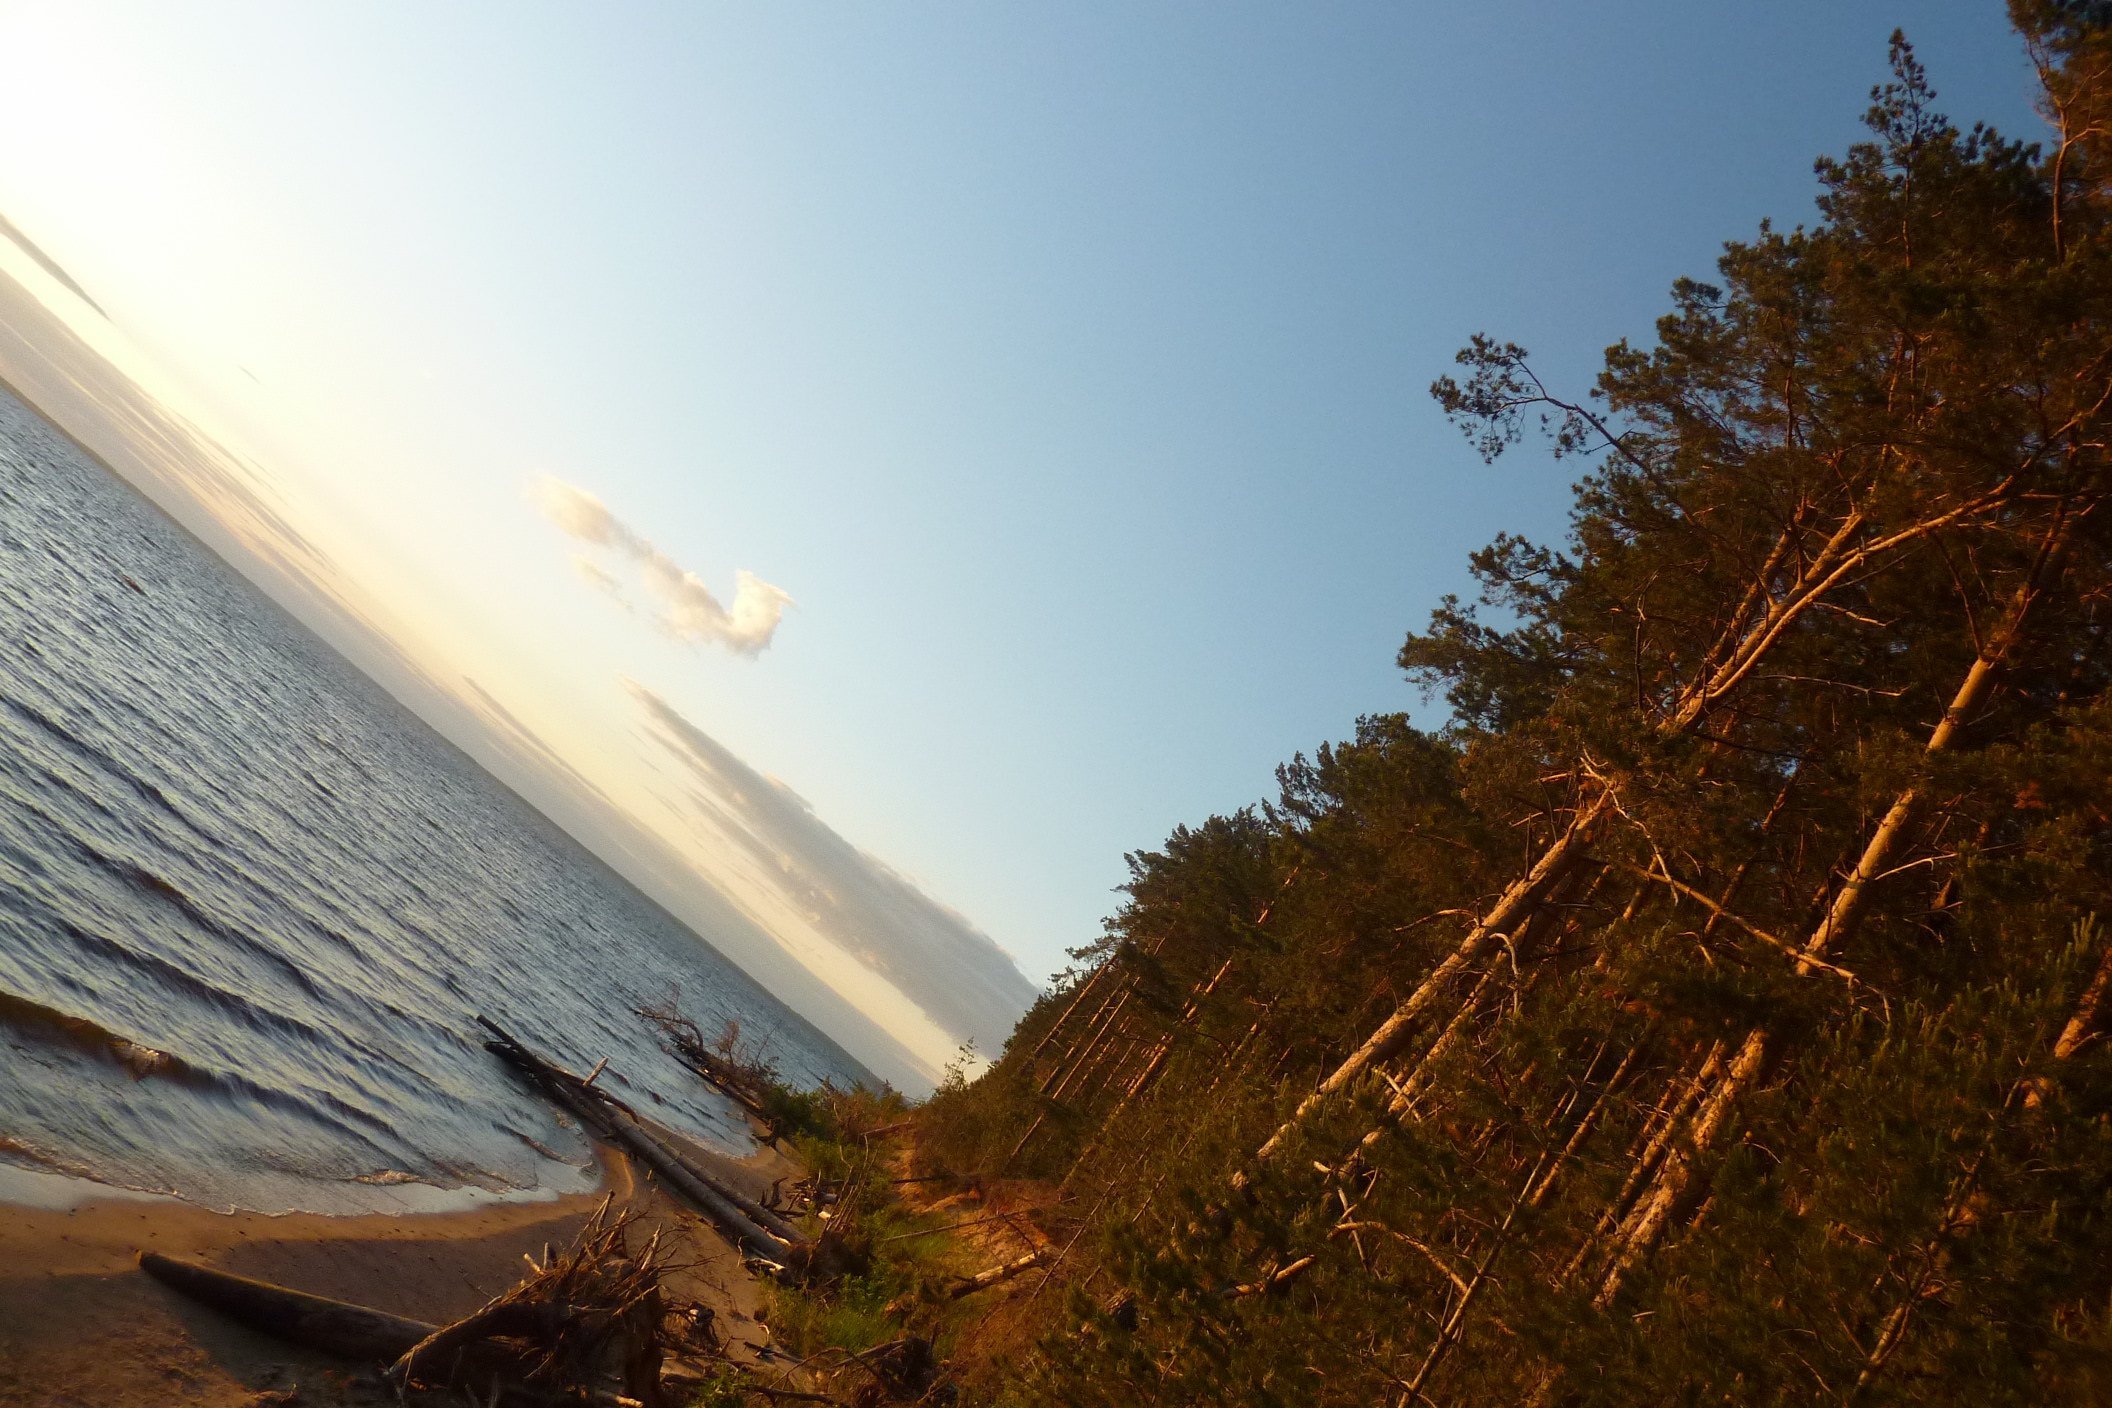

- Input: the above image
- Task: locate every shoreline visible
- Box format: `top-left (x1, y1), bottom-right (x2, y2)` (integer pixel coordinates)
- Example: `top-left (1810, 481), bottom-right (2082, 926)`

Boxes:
top-left (0, 1144), bottom-right (638, 1286)
top-left (0, 1131), bottom-right (804, 1407)
top-left (0, 1156), bottom-right (593, 1218)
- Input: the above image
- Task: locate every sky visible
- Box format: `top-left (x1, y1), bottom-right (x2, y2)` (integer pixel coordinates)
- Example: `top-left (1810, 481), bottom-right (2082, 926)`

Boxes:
top-left (0, 3), bottom-right (2046, 1083)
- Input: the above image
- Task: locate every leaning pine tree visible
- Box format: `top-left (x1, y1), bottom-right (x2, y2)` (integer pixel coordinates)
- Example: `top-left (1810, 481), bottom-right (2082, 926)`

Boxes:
top-left (917, 9), bottom-right (2112, 1406)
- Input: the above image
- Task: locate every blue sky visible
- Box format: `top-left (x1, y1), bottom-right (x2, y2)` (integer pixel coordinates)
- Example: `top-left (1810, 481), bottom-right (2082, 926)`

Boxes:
top-left (0, 3), bottom-right (2044, 1073)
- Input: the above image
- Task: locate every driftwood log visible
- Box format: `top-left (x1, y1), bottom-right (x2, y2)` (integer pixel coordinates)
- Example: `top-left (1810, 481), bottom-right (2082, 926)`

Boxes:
top-left (634, 1000), bottom-right (784, 1136)
top-left (478, 1016), bottom-right (841, 1280)
top-left (138, 1250), bottom-right (538, 1394)
top-left (142, 1226), bottom-right (673, 1407)
top-left (138, 1250), bottom-right (438, 1361)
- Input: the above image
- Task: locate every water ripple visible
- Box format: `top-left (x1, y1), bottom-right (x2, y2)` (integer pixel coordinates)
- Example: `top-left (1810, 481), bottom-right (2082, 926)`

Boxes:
top-left (0, 383), bottom-right (861, 1212)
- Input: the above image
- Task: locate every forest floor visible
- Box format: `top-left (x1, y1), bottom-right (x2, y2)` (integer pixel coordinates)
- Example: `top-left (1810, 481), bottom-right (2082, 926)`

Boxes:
top-left (730, 1131), bottom-right (1068, 1405)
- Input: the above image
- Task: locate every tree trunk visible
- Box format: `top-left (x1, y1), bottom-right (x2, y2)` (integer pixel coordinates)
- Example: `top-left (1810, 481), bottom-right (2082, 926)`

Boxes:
top-left (1026, 960), bottom-right (1115, 1064)
top-left (949, 1248), bottom-right (1051, 1299)
top-left (139, 1251), bottom-right (441, 1363)
top-left (1592, 507), bottom-right (2082, 1308)
top-left (1396, 1038), bottom-right (1645, 1404)
top-left (1253, 805), bottom-right (1607, 1165)
top-left (1847, 924), bottom-right (2112, 1400)
top-left (1249, 474), bottom-right (2029, 1171)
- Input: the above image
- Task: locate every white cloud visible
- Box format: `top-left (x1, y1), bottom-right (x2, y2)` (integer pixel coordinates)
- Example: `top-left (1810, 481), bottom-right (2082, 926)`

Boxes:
top-left (533, 477), bottom-right (791, 656)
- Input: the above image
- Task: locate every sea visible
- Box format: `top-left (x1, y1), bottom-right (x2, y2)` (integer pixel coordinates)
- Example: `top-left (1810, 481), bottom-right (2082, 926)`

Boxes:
top-left (0, 383), bottom-right (865, 1214)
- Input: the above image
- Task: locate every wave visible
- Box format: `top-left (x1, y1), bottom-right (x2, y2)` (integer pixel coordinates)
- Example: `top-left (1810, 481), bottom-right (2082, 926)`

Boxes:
top-left (69, 840), bottom-right (335, 1007)
top-left (0, 973), bottom-right (401, 1148)
top-left (0, 1133), bottom-right (177, 1198)
top-left (0, 388), bottom-right (867, 1213)
top-left (46, 911), bottom-right (335, 1053)
top-left (0, 986), bottom-right (194, 1080)
top-left (0, 693), bottom-right (189, 828)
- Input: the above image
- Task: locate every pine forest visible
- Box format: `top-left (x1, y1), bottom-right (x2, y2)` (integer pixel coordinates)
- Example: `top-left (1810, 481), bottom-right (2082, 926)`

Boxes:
top-left (913, 7), bottom-right (2112, 1402)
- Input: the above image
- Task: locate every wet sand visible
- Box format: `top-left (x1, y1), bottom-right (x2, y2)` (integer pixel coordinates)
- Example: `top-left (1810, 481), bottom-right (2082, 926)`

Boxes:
top-left (0, 1134), bottom-right (804, 1407)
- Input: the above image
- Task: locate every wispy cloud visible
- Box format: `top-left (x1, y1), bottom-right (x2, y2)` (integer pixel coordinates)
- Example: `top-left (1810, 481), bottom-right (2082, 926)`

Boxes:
top-left (0, 210), bottom-right (107, 319)
top-left (626, 681), bottom-right (1041, 1063)
top-left (570, 552), bottom-right (624, 599)
top-left (533, 477), bottom-right (791, 656)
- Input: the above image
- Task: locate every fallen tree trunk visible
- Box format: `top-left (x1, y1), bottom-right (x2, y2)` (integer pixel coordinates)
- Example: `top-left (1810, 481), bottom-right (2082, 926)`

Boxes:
top-left (622, 1117), bottom-right (804, 1246)
top-left (1247, 465), bottom-right (2030, 1173)
top-left (1224, 1254), bottom-right (1315, 1300)
top-left (1845, 923), bottom-right (2112, 1402)
top-left (949, 1248), bottom-right (1050, 1299)
top-left (138, 1250), bottom-right (437, 1362)
top-left (1591, 503), bottom-right (2087, 1310)
top-left (138, 1250), bottom-right (554, 1399)
top-left (633, 1001), bottom-right (785, 1134)
top-left (477, 1016), bottom-right (810, 1274)
top-left (145, 1210), bottom-right (733, 1408)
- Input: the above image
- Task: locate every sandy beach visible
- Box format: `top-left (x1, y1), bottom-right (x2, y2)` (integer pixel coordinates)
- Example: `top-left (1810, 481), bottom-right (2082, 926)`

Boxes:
top-left (0, 1132), bottom-right (803, 1408)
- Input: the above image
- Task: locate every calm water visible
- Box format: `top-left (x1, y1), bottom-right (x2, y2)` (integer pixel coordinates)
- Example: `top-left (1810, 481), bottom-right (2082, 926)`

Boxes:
top-left (0, 385), bottom-right (863, 1213)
